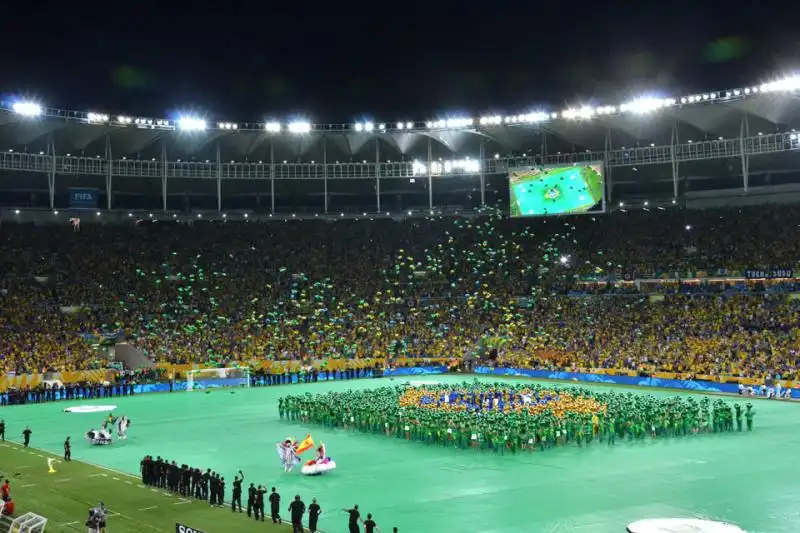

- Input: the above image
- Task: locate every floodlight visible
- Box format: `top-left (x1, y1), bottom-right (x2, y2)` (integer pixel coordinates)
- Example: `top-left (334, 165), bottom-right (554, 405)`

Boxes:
top-left (405, 122), bottom-right (413, 129)
top-left (265, 122), bottom-right (281, 133)
top-left (378, 123), bottom-right (385, 131)
top-left (363, 122), bottom-right (374, 132)
top-left (288, 121), bottom-right (311, 134)
top-left (396, 122), bottom-right (404, 130)
top-left (12, 101), bottom-right (42, 117)
top-left (87, 112), bottom-right (109, 123)
top-left (117, 115), bottom-right (133, 124)
top-left (177, 116), bottom-right (207, 131)
top-left (218, 122), bottom-right (237, 130)
top-left (354, 123), bottom-right (363, 132)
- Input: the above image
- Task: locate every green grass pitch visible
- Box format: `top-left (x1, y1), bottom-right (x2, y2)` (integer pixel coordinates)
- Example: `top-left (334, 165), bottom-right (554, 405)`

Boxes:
top-left (0, 375), bottom-right (796, 533)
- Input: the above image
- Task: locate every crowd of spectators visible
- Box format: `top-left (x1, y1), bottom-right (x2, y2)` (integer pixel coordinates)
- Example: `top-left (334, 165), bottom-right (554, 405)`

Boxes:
top-left (1, 204), bottom-right (800, 381)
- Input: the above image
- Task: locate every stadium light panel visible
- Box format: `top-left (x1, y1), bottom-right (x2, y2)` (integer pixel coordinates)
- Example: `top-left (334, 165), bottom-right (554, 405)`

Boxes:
top-left (354, 123), bottom-right (364, 132)
top-left (364, 122), bottom-right (374, 132)
top-left (218, 122), bottom-right (238, 130)
top-left (177, 116), bottom-right (207, 131)
top-left (264, 122), bottom-right (281, 133)
top-left (87, 112), bottom-right (109, 123)
top-left (396, 122), bottom-right (404, 130)
top-left (288, 121), bottom-right (311, 134)
top-left (12, 101), bottom-right (42, 117)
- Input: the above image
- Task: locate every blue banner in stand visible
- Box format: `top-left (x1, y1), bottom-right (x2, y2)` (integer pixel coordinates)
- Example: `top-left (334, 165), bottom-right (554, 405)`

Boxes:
top-left (68, 188), bottom-right (99, 209)
top-left (744, 268), bottom-right (793, 279)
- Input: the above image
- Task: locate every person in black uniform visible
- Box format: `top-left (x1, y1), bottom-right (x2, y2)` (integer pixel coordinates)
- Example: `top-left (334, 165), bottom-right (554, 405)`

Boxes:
top-left (201, 469), bottom-right (210, 500)
top-left (231, 471), bottom-right (244, 512)
top-left (363, 513), bottom-right (378, 533)
top-left (269, 486), bottom-right (281, 524)
top-left (63, 437), bottom-right (71, 461)
top-left (209, 472), bottom-right (218, 505)
top-left (308, 498), bottom-right (322, 533)
top-left (0, 420), bottom-right (5, 441)
top-left (343, 504), bottom-right (362, 533)
top-left (255, 485), bottom-right (266, 521)
top-left (246, 483), bottom-right (256, 517)
top-left (193, 469), bottom-right (203, 499)
top-left (22, 427), bottom-right (31, 447)
top-left (218, 476), bottom-right (226, 507)
top-left (288, 495), bottom-right (306, 533)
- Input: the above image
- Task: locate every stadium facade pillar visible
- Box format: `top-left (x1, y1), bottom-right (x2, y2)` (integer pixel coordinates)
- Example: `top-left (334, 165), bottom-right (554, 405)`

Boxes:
top-left (323, 135), bottom-right (328, 214)
top-left (604, 131), bottom-right (613, 205)
top-left (479, 138), bottom-right (486, 206)
top-left (46, 137), bottom-right (55, 210)
top-left (270, 142), bottom-right (276, 214)
top-left (375, 139), bottom-right (381, 213)
top-left (216, 144), bottom-right (222, 212)
top-left (670, 123), bottom-right (680, 199)
top-left (161, 142), bottom-right (168, 211)
top-left (105, 136), bottom-right (113, 210)
top-left (427, 137), bottom-right (433, 210)
top-left (740, 114), bottom-right (750, 192)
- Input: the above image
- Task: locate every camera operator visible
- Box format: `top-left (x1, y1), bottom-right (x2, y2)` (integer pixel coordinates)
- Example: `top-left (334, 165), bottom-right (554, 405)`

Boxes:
top-left (86, 502), bottom-right (107, 533)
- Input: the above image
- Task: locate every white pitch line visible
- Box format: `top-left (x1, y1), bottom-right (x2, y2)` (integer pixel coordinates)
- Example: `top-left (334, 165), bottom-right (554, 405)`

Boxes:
top-left (138, 484), bottom-right (145, 488)
top-left (54, 477), bottom-right (72, 483)
top-left (62, 521), bottom-right (80, 526)
top-left (88, 473), bottom-right (104, 478)
top-left (125, 480), bottom-right (133, 485)
top-left (21, 483), bottom-right (36, 488)
top-left (112, 477), bottom-right (120, 480)
top-left (174, 499), bottom-right (192, 505)
top-left (137, 506), bottom-right (158, 511)
top-left (150, 489), bottom-right (159, 493)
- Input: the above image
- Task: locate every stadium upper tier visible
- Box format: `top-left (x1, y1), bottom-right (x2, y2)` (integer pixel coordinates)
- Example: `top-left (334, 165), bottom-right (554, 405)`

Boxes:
top-left (3, 76), bottom-right (800, 163)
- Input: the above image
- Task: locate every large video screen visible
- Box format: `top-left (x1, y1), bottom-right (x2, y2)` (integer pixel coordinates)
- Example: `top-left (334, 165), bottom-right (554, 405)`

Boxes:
top-left (509, 162), bottom-right (605, 217)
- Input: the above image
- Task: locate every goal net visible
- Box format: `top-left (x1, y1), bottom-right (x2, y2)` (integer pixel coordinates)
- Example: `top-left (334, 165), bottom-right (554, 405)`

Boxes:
top-left (7, 512), bottom-right (47, 533)
top-left (186, 367), bottom-right (250, 391)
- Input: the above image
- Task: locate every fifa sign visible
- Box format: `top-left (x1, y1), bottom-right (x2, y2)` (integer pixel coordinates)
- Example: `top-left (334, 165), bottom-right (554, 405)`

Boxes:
top-left (175, 524), bottom-right (205, 533)
top-left (68, 187), bottom-right (98, 209)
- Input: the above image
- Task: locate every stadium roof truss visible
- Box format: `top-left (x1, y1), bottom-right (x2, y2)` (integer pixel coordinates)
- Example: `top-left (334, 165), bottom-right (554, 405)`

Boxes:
top-left (2, 79), bottom-right (800, 212)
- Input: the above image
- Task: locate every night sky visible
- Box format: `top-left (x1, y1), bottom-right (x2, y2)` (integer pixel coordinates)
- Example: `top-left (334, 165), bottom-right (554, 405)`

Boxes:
top-left (1, 1), bottom-right (797, 124)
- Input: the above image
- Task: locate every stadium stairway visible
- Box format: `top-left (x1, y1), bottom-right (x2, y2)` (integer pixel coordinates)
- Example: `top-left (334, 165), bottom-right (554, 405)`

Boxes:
top-left (113, 341), bottom-right (155, 370)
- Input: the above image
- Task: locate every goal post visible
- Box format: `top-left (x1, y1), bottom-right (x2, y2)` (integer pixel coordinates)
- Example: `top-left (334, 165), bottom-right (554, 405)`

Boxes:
top-left (7, 512), bottom-right (48, 533)
top-left (185, 367), bottom-right (251, 392)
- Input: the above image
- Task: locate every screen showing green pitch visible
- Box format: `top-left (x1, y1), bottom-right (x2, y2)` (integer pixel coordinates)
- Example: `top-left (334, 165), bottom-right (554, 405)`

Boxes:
top-left (509, 163), bottom-right (605, 217)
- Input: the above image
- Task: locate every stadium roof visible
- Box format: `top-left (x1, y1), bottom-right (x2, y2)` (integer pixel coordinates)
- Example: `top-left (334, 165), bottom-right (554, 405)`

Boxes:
top-left (2, 76), bottom-right (800, 163)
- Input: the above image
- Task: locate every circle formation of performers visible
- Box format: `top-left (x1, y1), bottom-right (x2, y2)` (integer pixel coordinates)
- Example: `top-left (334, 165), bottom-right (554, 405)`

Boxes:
top-left (279, 382), bottom-right (754, 451)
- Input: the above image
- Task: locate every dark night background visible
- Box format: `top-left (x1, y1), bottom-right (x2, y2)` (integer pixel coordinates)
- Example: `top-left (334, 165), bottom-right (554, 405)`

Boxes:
top-left (0, 1), bottom-right (796, 123)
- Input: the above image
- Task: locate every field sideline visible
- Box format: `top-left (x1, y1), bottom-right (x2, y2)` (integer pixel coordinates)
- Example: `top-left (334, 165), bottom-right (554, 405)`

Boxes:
top-left (0, 441), bottom-right (290, 533)
top-left (0, 374), bottom-right (798, 532)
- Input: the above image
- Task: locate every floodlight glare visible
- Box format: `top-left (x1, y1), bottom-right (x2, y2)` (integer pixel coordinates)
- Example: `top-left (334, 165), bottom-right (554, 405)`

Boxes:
top-left (363, 122), bottom-right (374, 132)
top-left (12, 101), bottom-right (42, 117)
top-left (264, 122), bottom-right (281, 133)
top-left (288, 121), bottom-right (311, 134)
top-left (87, 112), bottom-right (109, 123)
top-left (177, 116), bottom-right (207, 131)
